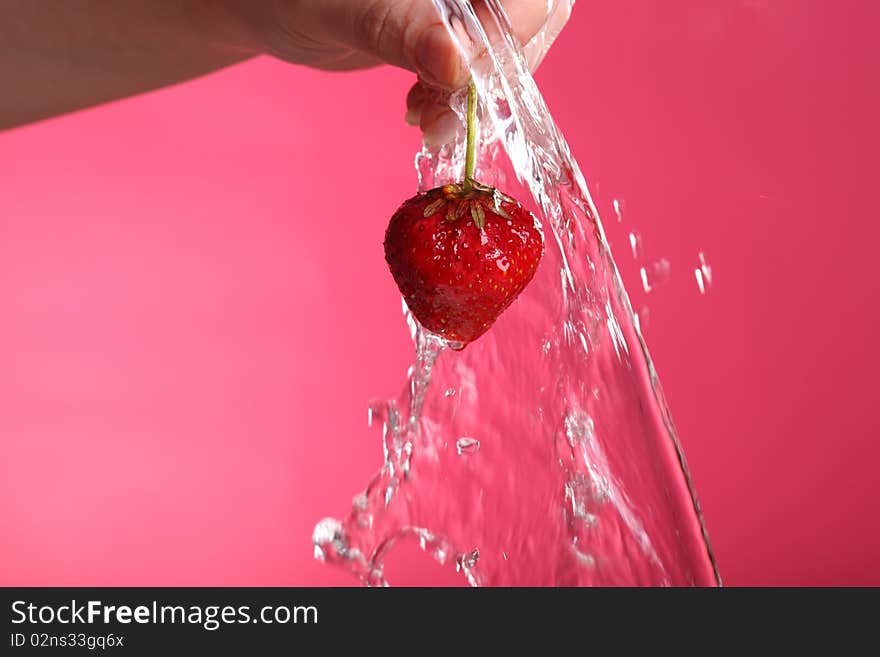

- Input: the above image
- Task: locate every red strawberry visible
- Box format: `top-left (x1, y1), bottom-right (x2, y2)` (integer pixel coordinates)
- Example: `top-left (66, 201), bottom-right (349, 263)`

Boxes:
top-left (383, 179), bottom-right (543, 345)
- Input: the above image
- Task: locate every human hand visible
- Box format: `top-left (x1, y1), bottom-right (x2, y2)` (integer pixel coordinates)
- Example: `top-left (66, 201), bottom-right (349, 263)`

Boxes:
top-left (228, 0), bottom-right (573, 145)
top-left (0, 1), bottom-right (571, 134)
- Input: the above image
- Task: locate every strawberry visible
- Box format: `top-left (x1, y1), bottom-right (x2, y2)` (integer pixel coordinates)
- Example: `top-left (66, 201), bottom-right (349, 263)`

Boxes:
top-left (384, 81), bottom-right (543, 346)
top-left (384, 180), bottom-right (543, 345)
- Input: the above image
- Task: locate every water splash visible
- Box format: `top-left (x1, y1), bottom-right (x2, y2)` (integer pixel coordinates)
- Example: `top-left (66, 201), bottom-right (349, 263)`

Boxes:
top-left (313, 0), bottom-right (719, 586)
top-left (628, 231), bottom-right (643, 259)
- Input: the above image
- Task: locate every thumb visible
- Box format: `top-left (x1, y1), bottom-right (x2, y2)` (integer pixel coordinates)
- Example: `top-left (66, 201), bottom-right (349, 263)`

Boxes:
top-left (311, 1), bottom-right (568, 89)
top-left (307, 0), bottom-right (466, 88)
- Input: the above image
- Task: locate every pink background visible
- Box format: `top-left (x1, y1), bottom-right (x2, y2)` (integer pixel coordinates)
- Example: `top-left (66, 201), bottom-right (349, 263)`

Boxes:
top-left (1, 1), bottom-right (878, 586)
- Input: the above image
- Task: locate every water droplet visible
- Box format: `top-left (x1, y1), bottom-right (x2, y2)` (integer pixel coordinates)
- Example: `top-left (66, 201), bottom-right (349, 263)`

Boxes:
top-left (695, 252), bottom-right (713, 294)
top-left (502, 551), bottom-right (509, 561)
top-left (640, 258), bottom-right (671, 293)
top-left (456, 437), bottom-right (480, 455)
top-left (367, 401), bottom-right (386, 428)
top-left (612, 198), bottom-right (625, 222)
top-left (628, 231), bottom-right (642, 259)
top-left (444, 388), bottom-right (457, 397)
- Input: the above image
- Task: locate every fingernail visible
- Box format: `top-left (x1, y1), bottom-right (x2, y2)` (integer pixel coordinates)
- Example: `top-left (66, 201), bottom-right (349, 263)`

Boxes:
top-left (422, 109), bottom-right (461, 148)
top-left (416, 24), bottom-right (462, 88)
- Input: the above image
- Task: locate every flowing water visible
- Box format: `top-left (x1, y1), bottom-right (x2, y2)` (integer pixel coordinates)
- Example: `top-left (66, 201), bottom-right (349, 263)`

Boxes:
top-left (313, 0), bottom-right (720, 586)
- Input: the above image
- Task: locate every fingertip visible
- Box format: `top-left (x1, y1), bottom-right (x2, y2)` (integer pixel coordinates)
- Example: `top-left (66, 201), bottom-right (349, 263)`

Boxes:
top-left (406, 80), bottom-right (442, 127)
top-left (406, 81), bottom-right (428, 108)
top-left (421, 107), bottom-right (461, 148)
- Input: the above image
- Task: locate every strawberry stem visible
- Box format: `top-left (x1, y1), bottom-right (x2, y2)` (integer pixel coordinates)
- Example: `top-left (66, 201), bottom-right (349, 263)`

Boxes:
top-left (463, 79), bottom-right (477, 191)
